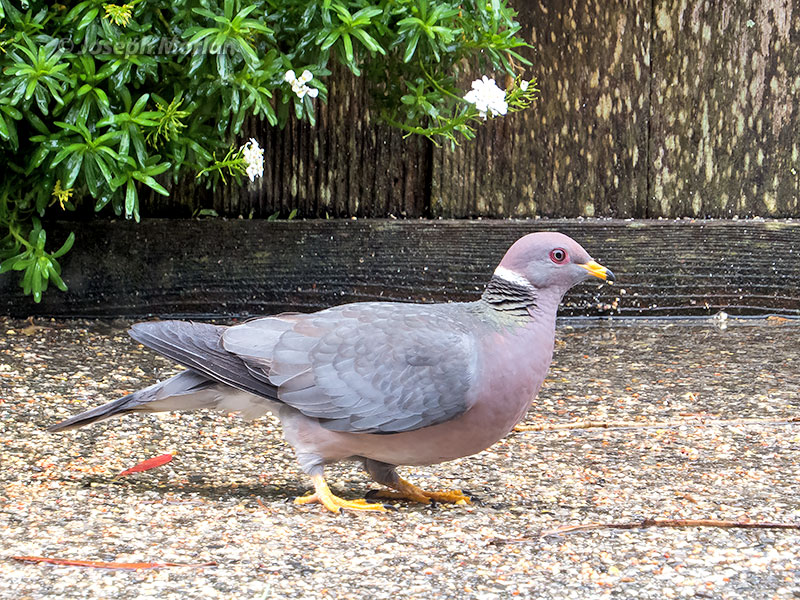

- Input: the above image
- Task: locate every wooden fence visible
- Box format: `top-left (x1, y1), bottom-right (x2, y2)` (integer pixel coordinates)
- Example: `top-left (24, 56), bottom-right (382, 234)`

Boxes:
top-left (141, 0), bottom-right (800, 220)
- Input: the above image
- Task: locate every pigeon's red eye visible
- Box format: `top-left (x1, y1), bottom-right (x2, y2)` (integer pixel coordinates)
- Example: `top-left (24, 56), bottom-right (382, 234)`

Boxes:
top-left (550, 248), bottom-right (568, 264)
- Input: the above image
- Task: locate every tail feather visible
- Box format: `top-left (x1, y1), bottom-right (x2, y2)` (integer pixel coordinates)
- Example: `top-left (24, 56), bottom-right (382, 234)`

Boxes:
top-left (48, 392), bottom-right (141, 432)
top-left (48, 369), bottom-right (213, 432)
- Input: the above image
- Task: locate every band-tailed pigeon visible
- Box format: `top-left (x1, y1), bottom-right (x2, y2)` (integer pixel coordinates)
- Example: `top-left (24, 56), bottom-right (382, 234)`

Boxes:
top-left (50, 232), bottom-right (614, 512)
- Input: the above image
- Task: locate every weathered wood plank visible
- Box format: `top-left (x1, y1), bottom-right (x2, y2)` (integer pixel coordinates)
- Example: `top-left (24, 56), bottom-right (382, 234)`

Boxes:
top-left (431, 0), bottom-right (651, 218)
top-left (2, 219), bottom-right (798, 318)
top-left (648, 0), bottom-right (800, 217)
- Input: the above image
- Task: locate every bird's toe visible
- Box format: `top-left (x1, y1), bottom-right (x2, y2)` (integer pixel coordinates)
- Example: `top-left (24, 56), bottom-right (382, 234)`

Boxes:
top-left (295, 475), bottom-right (390, 513)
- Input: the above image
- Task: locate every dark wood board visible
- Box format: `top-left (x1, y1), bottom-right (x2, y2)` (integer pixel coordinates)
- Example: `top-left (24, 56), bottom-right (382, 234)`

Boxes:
top-left (1, 219), bottom-right (798, 319)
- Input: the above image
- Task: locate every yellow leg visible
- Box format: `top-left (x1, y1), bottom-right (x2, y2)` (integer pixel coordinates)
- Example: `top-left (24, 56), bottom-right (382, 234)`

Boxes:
top-left (294, 474), bottom-right (388, 513)
top-left (370, 477), bottom-right (471, 505)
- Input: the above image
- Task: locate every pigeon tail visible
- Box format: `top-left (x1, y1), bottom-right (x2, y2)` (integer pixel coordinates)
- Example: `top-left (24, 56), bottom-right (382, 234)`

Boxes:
top-left (48, 369), bottom-right (218, 432)
top-left (48, 391), bottom-right (145, 432)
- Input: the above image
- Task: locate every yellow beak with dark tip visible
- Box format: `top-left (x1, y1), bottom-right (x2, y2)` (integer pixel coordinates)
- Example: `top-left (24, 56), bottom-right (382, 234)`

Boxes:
top-left (579, 260), bottom-right (615, 282)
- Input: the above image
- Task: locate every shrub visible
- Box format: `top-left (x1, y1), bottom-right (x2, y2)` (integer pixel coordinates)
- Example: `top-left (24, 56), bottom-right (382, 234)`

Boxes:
top-left (0, 0), bottom-right (536, 301)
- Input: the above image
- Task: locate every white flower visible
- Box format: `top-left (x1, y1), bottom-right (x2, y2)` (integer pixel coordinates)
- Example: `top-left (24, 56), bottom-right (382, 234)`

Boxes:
top-left (291, 81), bottom-right (307, 98)
top-left (520, 80), bottom-right (529, 91)
top-left (285, 68), bottom-right (318, 100)
top-left (464, 76), bottom-right (508, 119)
top-left (240, 138), bottom-right (264, 182)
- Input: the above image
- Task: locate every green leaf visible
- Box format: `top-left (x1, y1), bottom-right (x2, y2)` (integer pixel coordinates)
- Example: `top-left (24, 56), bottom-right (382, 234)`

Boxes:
top-left (217, 52), bottom-right (230, 79)
top-left (195, 208), bottom-right (219, 217)
top-left (0, 114), bottom-right (9, 141)
top-left (342, 32), bottom-right (354, 64)
top-left (12, 257), bottom-right (34, 271)
top-left (145, 162), bottom-right (171, 177)
top-left (51, 232), bottom-right (75, 258)
top-left (191, 7), bottom-right (218, 20)
top-left (64, 1), bottom-right (92, 23)
top-left (63, 152), bottom-right (85, 188)
top-left (232, 4), bottom-right (260, 25)
top-left (132, 93), bottom-right (150, 115)
top-left (48, 264), bottom-right (68, 292)
top-left (94, 87), bottom-right (109, 108)
top-left (77, 7), bottom-right (99, 30)
top-left (39, 257), bottom-right (50, 282)
top-left (351, 29), bottom-right (385, 55)
top-left (351, 6), bottom-right (382, 25)
top-left (35, 227), bottom-right (46, 250)
top-left (1, 106), bottom-right (23, 120)
top-left (93, 154), bottom-right (114, 185)
top-left (404, 31), bottom-right (421, 62)
top-left (133, 172), bottom-right (169, 196)
top-left (29, 145), bottom-right (50, 170)
top-left (31, 261), bottom-right (44, 301)
top-left (83, 156), bottom-right (102, 197)
top-left (34, 86), bottom-right (49, 116)
top-left (320, 30), bottom-right (340, 51)
top-left (125, 180), bottom-right (137, 218)
top-left (95, 195), bottom-right (112, 212)
top-left (25, 111), bottom-right (50, 135)
top-left (24, 79), bottom-right (38, 101)
top-left (0, 253), bottom-right (29, 274)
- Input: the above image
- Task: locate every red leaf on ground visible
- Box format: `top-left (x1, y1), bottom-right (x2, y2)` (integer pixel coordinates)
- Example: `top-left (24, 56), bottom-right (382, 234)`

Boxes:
top-left (11, 556), bottom-right (215, 570)
top-left (117, 453), bottom-right (174, 477)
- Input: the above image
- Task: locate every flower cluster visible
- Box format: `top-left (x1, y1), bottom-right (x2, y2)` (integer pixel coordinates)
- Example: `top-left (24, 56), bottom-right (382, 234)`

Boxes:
top-left (463, 76), bottom-right (508, 119)
top-left (284, 69), bottom-right (319, 99)
top-left (103, 3), bottom-right (133, 27)
top-left (240, 138), bottom-right (264, 182)
top-left (51, 180), bottom-right (74, 210)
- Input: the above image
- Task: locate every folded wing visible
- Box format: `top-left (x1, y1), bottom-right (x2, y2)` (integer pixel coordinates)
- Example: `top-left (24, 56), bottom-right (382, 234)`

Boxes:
top-left (131, 303), bottom-right (477, 434)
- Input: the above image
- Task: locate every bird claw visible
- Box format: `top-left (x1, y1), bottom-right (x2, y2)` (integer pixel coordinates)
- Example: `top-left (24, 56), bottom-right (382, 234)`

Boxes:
top-left (294, 493), bottom-right (389, 513)
top-left (368, 480), bottom-right (472, 506)
top-left (295, 475), bottom-right (389, 513)
top-left (427, 490), bottom-right (472, 505)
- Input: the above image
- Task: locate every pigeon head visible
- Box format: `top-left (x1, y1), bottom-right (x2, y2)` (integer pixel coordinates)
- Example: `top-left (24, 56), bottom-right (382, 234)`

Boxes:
top-left (494, 232), bottom-right (614, 295)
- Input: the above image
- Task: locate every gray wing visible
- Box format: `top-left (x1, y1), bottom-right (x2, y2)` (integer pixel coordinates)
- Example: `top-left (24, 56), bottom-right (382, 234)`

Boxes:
top-left (222, 303), bottom-right (478, 433)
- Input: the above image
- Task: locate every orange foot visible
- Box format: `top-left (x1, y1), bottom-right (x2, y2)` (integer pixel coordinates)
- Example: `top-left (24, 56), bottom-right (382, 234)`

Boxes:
top-left (295, 475), bottom-right (388, 513)
top-left (368, 477), bottom-right (471, 505)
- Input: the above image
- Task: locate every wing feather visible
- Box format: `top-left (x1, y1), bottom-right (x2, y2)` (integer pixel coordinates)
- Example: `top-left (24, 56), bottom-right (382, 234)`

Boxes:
top-left (223, 302), bottom-right (478, 433)
top-left (129, 321), bottom-right (278, 400)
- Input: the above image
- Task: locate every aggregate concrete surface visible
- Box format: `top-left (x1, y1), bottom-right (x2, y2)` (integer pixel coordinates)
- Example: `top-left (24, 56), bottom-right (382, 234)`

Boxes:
top-left (1, 317), bottom-right (798, 599)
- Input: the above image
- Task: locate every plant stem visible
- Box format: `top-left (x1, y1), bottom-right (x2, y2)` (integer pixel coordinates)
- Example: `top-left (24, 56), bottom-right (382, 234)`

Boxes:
top-left (8, 223), bottom-right (31, 250)
top-left (418, 59), bottom-right (465, 104)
